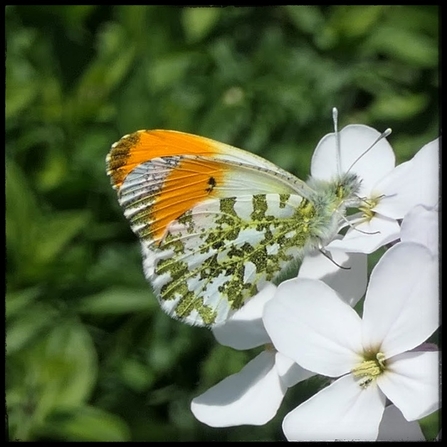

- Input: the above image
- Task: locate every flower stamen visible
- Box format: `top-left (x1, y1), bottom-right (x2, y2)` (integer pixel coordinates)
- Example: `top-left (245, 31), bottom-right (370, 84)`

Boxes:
top-left (358, 197), bottom-right (380, 220)
top-left (351, 352), bottom-right (386, 388)
top-left (264, 343), bottom-right (276, 352)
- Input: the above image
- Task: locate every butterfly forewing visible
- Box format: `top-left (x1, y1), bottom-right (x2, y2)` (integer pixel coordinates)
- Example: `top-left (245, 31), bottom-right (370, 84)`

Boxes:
top-left (111, 130), bottom-right (312, 245)
top-left (107, 129), bottom-right (308, 192)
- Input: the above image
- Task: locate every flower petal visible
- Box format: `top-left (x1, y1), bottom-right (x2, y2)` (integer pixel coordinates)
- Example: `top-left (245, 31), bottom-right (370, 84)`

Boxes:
top-left (329, 215), bottom-right (400, 254)
top-left (191, 350), bottom-right (285, 427)
top-left (299, 248), bottom-right (367, 307)
top-left (377, 405), bottom-right (425, 441)
top-left (401, 204), bottom-right (439, 256)
top-left (212, 284), bottom-right (276, 350)
top-left (263, 278), bottom-right (363, 377)
top-left (282, 374), bottom-right (386, 441)
top-left (373, 138), bottom-right (439, 219)
top-left (311, 124), bottom-right (395, 195)
top-left (275, 351), bottom-right (315, 388)
top-left (377, 350), bottom-right (440, 421)
top-left (362, 243), bottom-right (439, 358)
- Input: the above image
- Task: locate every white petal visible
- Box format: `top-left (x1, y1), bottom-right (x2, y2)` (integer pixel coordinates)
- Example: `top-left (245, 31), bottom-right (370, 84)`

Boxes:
top-left (329, 215), bottom-right (400, 254)
top-left (311, 124), bottom-right (395, 195)
top-left (275, 351), bottom-right (315, 388)
top-left (378, 405), bottom-right (425, 441)
top-left (212, 284), bottom-right (276, 350)
top-left (191, 350), bottom-right (285, 427)
top-left (373, 138), bottom-right (440, 219)
top-left (362, 243), bottom-right (439, 358)
top-left (263, 278), bottom-right (363, 377)
top-left (299, 248), bottom-right (367, 307)
top-left (377, 351), bottom-right (440, 421)
top-left (282, 374), bottom-right (386, 441)
top-left (401, 205), bottom-right (439, 256)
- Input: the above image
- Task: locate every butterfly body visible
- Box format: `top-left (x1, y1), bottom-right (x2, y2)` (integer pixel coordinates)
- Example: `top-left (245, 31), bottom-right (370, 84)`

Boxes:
top-left (107, 130), bottom-right (361, 326)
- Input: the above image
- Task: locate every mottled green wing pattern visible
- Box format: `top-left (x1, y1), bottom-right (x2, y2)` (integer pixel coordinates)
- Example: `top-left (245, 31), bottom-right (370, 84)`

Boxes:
top-left (142, 193), bottom-right (323, 326)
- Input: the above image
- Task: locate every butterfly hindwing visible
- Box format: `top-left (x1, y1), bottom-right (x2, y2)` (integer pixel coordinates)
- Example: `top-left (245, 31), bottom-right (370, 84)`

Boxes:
top-left (142, 192), bottom-right (321, 326)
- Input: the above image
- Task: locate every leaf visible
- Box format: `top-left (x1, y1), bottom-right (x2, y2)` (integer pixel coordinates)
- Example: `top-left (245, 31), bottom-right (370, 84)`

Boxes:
top-left (365, 24), bottom-right (438, 68)
top-left (35, 210), bottom-right (90, 266)
top-left (77, 287), bottom-right (157, 315)
top-left (7, 321), bottom-right (99, 440)
top-left (5, 26), bottom-right (40, 120)
top-left (149, 53), bottom-right (195, 91)
top-left (38, 322), bottom-right (98, 408)
top-left (331, 6), bottom-right (386, 38)
top-left (72, 22), bottom-right (136, 120)
top-left (369, 93), bottom-right (429, 121)
top-left (284, 6), bottom-right (324, 34)
top-left (418, 410), bottom-right (440, 441)
top-left (6, 287), bottom-right (41, 319)
top-left (58, 5), bottom-right (98, 30)
top-left (6, 160), bottom-right (40, 268)
top-left (37, 406), bottom-right (130, 441)
top-left (6, 303), bottom-right (58, 354)
top-left (119, 358), bottom-right (155, 392)
top-left (6, 81), bottom-right (39, 120)
top-left (182, 7), bottom-right (221, 43)
top-left (8, 321), bottom-right (98, 416)
top-left (86, 244), bottom-right (148, 287)
top-left (35, 146), bottom-right (69, 192)
top-left (6, 161), bottom-right (90, 283)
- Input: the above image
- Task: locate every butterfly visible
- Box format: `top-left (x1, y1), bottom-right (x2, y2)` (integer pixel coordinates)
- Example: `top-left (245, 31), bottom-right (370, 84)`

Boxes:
top-left (106, 112), bottom-right (372, 327)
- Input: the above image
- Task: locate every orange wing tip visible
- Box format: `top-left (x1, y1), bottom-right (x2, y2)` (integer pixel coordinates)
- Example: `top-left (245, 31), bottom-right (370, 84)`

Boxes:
top-left (107, 129), bottom-right (224, 190)
top-left (106, 130), bottom-right (148, 190)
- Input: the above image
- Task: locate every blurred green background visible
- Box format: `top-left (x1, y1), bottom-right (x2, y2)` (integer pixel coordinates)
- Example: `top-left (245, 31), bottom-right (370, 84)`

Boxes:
top-left (6, 5), bottom-right (439, 441)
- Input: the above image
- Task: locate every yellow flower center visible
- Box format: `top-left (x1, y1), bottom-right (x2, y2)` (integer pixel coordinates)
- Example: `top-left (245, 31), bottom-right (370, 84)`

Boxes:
top-left (358, 196), bottom-right (380, 221)
top-left (351, 352), bottom-right (386, 388)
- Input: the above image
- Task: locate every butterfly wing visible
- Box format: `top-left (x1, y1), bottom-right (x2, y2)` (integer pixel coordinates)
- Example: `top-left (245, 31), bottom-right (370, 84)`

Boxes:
top-left (106, 130), bottom-right (316, 326)
top-left (145, 193), bottom-right (319, 326)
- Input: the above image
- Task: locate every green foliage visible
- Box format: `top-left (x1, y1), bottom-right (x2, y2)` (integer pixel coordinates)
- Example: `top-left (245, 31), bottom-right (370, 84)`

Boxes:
top-left (6, 5), bottom-right (439, 441)
top-left (419, 410), bottom-right (441, 441)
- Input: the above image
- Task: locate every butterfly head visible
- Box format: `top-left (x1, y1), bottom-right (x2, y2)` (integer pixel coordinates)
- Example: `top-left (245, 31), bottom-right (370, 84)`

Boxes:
top-left (307, 171), bottom-right (362, 213)
top-left (335, 172), bottom-right (362, 208)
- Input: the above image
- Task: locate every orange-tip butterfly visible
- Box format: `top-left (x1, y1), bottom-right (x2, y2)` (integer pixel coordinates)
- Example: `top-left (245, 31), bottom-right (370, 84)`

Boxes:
top-left (106, 110), bottom-right (387, 327)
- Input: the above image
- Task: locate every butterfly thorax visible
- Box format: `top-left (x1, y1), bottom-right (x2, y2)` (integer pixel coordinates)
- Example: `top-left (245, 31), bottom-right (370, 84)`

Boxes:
top-left (304, 172), bottom-right (362, 245)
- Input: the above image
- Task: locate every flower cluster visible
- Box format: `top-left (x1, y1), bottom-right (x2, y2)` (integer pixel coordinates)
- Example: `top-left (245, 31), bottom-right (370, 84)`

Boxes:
top-left (191, 111), bottom-right (440, 441)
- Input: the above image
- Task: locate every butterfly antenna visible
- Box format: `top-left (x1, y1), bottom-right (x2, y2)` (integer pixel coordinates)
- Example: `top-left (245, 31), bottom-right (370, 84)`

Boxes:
top-left (345, 128), bottom-right (392, 175)
top-left (318, 247), bottom-right (351, 270)
top-left (332, 107), bottom-right (342, 176)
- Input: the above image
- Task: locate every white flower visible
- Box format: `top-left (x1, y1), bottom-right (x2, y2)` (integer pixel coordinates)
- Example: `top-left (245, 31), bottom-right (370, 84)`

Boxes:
top-left (190, 284), bottom-right (313, 427)
top-left (299, 244), bottom-right (367, 308)
top-left (191, 248), bottom-right (366, 428)
top-left (400, 204), bottom-right (439, 256)
top-left (263, 242), bottom-right (439, 441)
top-left (311, 122), bottom-right (439, 254)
